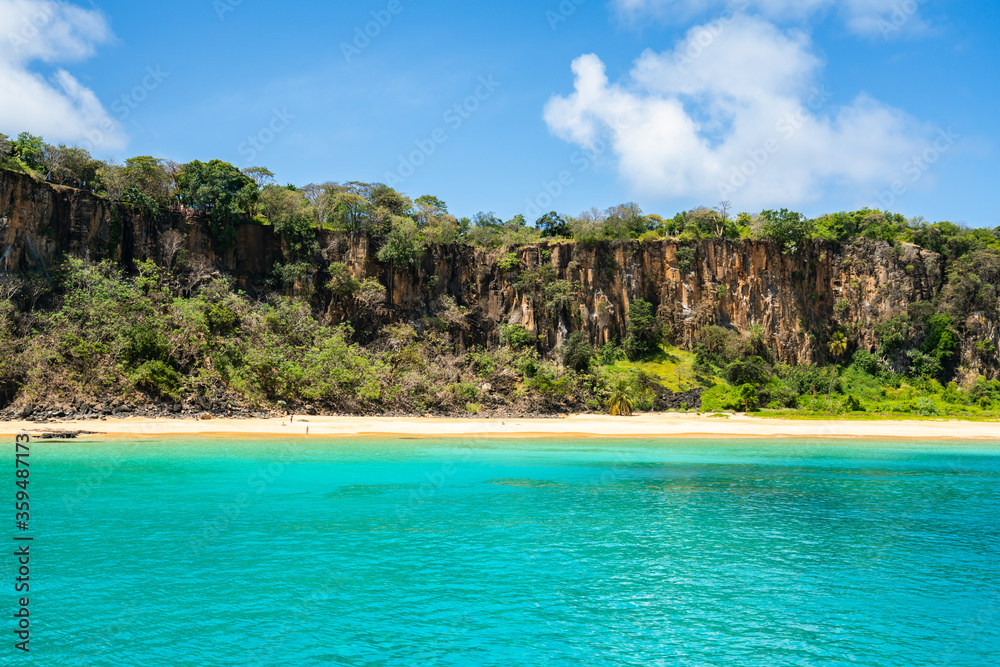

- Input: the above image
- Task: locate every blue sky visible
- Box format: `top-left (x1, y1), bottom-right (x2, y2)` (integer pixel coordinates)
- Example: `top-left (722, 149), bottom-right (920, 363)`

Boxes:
top-left (1, 0), bottom-right (997, 225)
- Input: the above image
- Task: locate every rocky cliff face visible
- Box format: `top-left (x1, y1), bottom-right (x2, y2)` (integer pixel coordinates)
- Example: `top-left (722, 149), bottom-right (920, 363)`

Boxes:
top-left (0, 169), bottom-right (282, 284)
top-left (0, 169), bottom-right (952, 366)
top-left (0, 169), bottom-right (113, 272)
top-left (316, 235), bottom-right (943, 365)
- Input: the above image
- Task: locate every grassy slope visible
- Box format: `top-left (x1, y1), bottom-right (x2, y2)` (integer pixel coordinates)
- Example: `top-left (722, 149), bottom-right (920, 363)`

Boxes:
top-left (606, 347), bottom-right (1000, 422)
top-left (605, 345), bottom-right (718, 393)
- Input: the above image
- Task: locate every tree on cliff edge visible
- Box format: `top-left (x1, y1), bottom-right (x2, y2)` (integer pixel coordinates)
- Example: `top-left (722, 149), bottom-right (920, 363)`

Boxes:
top-left (13, 133), bottom-right (44, 171)
top-left (757, 209), bottom-right (814, 253)
top-left (177, 160), bottom-right (256, 250)
top-left (122, 156), bottom-right (172, 207)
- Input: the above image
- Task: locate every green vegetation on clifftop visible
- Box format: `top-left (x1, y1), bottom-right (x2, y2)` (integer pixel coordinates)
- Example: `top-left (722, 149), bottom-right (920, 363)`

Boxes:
top-left (2, 128), bottom-right (1000, 419)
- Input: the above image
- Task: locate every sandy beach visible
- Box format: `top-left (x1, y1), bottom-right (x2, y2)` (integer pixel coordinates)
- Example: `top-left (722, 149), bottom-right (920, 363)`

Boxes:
top-left (2, 413), bottom-right (999, 440)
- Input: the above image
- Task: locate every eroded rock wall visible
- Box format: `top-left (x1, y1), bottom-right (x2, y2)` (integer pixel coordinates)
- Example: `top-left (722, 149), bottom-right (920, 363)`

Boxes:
top-left (0, 169), bottom-right (281, 285)
top-left (316, 236), bottom-right (943, 364)
top-left (0, 169), bottom-right (952, 366)
top-left (0, 169), bottom-right (112, 272)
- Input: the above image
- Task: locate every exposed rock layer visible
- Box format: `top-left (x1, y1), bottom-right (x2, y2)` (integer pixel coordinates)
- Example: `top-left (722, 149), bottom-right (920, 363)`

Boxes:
top-left (0, 169), bottom-right (957, 366)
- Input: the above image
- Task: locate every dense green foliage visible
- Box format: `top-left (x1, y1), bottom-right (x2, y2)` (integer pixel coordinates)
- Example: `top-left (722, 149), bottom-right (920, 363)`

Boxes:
top-left (2, 128), bottom-right (1000, 420)
top-left (2, 240), bottom-right (999, 418)
top-left (693, 314), bottom-right (1000, 419)
top-left (500, 324), bottom-right (534, 350)
top-left (4, 127), bottom-right (999, 266)
top-left (623, 299), bottom-right (663, 361)
top-left (176, 160), bottom-right (257, 249)
top-left (0, 259), bottom-right (649, 415)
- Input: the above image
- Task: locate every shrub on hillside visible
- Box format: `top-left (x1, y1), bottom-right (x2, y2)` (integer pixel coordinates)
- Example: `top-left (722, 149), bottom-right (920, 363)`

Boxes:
top-left (562, 331), bottom-right (593, 372)
top-left (500, 324), bottom-right (534, 349)
top-left (131, 360), bottom-right (182, 400)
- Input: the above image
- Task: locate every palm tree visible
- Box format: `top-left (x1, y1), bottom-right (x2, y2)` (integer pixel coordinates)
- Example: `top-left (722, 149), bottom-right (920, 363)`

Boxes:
top-left (829, 331), bottom-right (848, 358)
top-left (827, 332), bottom-right (847, 405)
top-left (607, 379), bottom-right (635, 416)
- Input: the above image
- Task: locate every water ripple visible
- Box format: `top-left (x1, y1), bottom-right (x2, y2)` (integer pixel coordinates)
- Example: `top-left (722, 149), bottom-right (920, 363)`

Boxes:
top-left (20, 437), bottom-right (1000, 666)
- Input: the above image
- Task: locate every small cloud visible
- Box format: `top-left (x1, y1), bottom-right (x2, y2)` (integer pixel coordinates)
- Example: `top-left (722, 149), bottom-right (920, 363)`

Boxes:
top-left (0, 0), bottom-right (126, 150)
top-left (544, 15), bottom-right (934, 208)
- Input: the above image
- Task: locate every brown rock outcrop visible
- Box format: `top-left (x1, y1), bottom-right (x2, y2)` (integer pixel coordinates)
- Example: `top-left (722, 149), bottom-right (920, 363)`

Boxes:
top-left (0, 169), bottom-right (952, 366)
top-left (316, 236), bottom-right (942, 364)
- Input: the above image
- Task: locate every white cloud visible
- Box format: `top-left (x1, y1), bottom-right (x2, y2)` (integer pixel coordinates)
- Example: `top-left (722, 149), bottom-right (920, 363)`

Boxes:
top-left (544, 14), bottom-right (933, 209)
top-left (614, 0), bottom-right (930, 38)
top-left (0, 0), bottom-right (126, 151)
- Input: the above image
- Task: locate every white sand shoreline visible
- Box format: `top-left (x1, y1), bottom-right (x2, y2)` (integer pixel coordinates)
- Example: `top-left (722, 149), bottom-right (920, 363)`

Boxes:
top-left (2, 413), bottom-right (1000, 441)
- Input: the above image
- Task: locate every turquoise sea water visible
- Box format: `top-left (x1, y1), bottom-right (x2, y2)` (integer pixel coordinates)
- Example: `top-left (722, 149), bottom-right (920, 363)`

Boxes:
top-left (8, 436), bottom-right (1000, 666)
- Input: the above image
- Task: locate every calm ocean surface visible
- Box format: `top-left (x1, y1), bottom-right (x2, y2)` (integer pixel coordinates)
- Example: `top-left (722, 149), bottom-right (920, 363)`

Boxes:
top-left (11, 436), bottom-right (1000, 666)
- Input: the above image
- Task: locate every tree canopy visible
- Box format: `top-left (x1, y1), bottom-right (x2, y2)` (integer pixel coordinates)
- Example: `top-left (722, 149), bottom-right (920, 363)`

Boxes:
top-left (2, 126), bottom-right (997, 266)
top-left (176, 159), bottom-right (256, 248)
